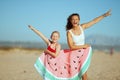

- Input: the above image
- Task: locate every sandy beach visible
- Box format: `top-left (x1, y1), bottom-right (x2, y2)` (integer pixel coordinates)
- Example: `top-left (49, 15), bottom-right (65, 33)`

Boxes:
top-left (0, 48), bottom-right (120, 80)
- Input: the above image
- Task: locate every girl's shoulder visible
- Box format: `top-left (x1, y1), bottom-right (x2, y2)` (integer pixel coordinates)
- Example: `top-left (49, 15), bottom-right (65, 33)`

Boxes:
top-left (56, 43), bottom-right (61, 47)
top-left (55, 43), bottom-right (61, 48)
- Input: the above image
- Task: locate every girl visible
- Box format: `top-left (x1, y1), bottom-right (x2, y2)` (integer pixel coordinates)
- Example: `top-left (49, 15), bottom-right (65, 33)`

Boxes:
top-left (28, 25), bottom-right (61, 57)
top-left (28, 25), bottom-right (63, 80)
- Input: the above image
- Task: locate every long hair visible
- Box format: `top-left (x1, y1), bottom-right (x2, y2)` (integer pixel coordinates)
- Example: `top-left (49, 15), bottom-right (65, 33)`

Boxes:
top-left (65, 13), bottom-right (80, 31)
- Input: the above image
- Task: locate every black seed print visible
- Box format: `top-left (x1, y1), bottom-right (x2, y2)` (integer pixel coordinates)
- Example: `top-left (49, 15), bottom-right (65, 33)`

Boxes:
top-left (77, 56), bottom-right (79, 58)
top-left (54, 63), bottom-right (57, 65)
top-left (55, 68), bottom-right (57, 71)
top-left (78, 50), bottom-right (81, 52)
top-left (75, 67), bottom-right (77, 69)
top-left (48, 62), bottom-right (50, 64)
top-left (60, 72), bottom-right (62, 74)
top-left (82, 55), bottom-right (83, 56)
top-left (73, 61), bottom-right (76, 63)
top-left (50, 57), bottom-right (52, 59)
top-left (78, 61), bottom-right (81, 63)
top-left (64, 66), bottom-right (66, 69)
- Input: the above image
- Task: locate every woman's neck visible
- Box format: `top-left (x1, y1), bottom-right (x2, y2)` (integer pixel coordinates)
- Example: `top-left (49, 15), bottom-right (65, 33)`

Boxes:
top-left (72, 25), bottom-right (79, 30)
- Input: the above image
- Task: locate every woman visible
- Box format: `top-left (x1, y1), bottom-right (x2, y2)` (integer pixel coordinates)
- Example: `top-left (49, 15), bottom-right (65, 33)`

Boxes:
top-left (66, 9), bottom-right (111, 80)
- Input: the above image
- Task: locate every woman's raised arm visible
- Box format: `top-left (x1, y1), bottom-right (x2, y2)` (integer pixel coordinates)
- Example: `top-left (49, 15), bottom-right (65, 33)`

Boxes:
top-left (81, 9), bottom-right (111, 29)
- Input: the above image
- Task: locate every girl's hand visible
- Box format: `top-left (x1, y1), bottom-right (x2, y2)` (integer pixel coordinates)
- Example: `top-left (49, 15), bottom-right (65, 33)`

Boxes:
top-left (44, 49), bottom-right (48, 53)
top-left (103, 9), bottom-right (112, 17)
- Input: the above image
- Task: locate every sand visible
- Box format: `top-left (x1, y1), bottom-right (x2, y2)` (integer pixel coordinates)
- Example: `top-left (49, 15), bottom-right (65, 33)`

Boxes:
top-left (0, 48), bottom-right (120, 80)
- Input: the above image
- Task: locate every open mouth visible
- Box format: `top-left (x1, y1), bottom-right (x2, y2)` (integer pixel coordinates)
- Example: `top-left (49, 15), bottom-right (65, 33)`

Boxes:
top-left (73, 22), bottom-right (78, 25)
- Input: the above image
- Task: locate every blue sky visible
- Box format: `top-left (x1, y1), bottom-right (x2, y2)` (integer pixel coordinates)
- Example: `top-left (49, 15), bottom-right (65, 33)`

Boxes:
top-left (0, 0), bottom-right (120, 43)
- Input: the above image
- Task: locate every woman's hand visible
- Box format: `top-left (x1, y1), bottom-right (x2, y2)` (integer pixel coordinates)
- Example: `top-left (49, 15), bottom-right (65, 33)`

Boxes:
top-left (103, 9), bottom-right (112, 17)
top-left (83, 44), bottom-right (90, 48)
top-left (28, 25), bottom-right (34, 30)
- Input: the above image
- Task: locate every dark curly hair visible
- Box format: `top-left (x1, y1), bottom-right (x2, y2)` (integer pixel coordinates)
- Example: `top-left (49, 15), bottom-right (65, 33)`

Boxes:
top-left (65, 13), bottom-right (80, 31)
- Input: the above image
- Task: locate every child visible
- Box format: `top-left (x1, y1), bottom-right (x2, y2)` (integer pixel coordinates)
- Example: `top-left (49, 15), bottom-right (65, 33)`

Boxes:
top-left (29, 25), bottom-right (66, 80)
top-left (28, 25), bottom-right (61, 57)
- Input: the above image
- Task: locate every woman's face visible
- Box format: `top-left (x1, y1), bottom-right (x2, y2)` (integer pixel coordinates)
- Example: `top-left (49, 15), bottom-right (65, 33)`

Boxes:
top-left (51, 33), bottom-right (59, 43)
top-left (71, 15), bottom-right (80, 27)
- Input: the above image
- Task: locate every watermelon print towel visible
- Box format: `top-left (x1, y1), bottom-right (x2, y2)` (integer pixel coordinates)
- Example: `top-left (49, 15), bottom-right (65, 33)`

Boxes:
top-left (34, 47), bottom-right (92, 80)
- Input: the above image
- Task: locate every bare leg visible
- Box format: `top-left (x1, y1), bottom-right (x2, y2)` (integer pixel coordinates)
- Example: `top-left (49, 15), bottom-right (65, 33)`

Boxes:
top-left (82, 72), bottom-right (87, 80)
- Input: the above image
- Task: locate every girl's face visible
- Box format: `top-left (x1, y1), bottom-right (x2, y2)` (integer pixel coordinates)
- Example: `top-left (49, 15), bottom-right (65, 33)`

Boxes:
top-left (51, 33), bottom-right (60, 43)
top-left (71, 15), bottom-right (80, 27)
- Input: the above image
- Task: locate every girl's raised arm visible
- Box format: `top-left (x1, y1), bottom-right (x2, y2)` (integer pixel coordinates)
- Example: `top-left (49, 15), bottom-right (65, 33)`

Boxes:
top-left (28, 25), bottom-right (50, 45)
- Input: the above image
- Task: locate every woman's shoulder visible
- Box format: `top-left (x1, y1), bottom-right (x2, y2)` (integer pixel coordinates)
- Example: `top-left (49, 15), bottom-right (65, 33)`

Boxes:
top-left (80, 24), bottom-right (86, 30)
top-left (67, 29), bottom-right (72, 32)
top-left (67, 29), bottom-right (72, 35)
